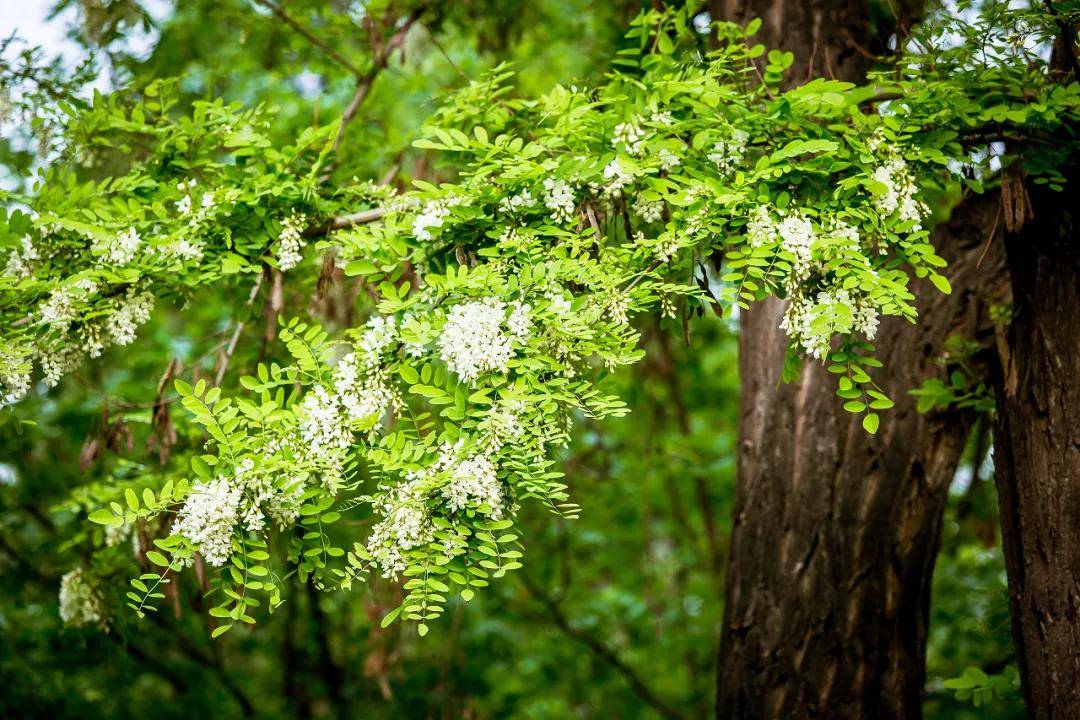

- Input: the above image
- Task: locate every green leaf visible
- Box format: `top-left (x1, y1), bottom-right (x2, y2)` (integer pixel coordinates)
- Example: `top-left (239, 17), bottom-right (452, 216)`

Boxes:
top-left (862, 413), bottom-right (880, 434)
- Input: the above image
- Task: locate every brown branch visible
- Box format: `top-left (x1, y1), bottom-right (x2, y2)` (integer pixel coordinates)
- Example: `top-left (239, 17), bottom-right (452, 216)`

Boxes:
top-left (328, 3), bottom-right (428, 156)
top-left (253, 0), bottom-right (364, 78)
top-left (304, 206), bottom-right (388, 237)
top-left (212, 270), bottom-right (265, 386)
top-left (519, 575), bottom-right (685, 720)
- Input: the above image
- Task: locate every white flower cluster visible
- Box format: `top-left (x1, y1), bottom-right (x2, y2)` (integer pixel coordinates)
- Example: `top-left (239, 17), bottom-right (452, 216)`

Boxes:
top-left (59, 568), bottom-right (104, 627)
top-left (601, 159), bottom-right (634, 199)
top-left (441, 452), bottom-right (505, 518)
top-left (334, 351), bottom-right (397, 424)
top-left (613, 119), bottom-right (645, 155)
top-left (106, 228), bottom-right (141, 265)
top-left (781, 287), bottom-right (880, 359)
top-left (231, 458), bottom-right (304, 532)
top-left (479, 399), bottom-right (526, 451)
top-left (173, 477), bottom-right (241, 566)
top-left (174, 179), bottom-right (216, 226)
top-left (498, 188), bottom-right (535, 214)
top-left (39, 346), bottom-right (81, 387)
top-left (5, 235), bottom-right (38, 278)
top-left (745, 206), bottom-right (816, 282)
top-left (413, 200), bottom-right (451, 241)
top-left (707, 129), bottom-right (749, 172)
top-left (871, 158), bottom-right (928, 230)
top-left (777, 213), bottom-right (815, 279)
top-left (0, 348), bottom-right (31, 404)
top-left (650, 111), bottom-right (674, 126)
top-left (366, 479), bottom-right (434, 578)
top-left (158, 237), bottom-right (205, 262)
top-left (299, 385), bottom-right (354, 458)
top-left (438, 298), bottom-right (529, 383)
top-left (106, 289), bottom-right (154, 346)
top-left (658, 148), bottom-right (681, 172)
top-left (654, 233), bottom-right (680, 263)
top-left (276, 213), bottom-right (308, 271)
top-left (634, 194), bottom-right (664, 224)
top-left (543, 178), bottom-right (576, 224)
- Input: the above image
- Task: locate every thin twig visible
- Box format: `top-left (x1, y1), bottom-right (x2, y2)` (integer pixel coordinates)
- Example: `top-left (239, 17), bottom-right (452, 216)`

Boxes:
top-left (253, 0), bottom-right (364, 78)
top-left (519, 575), bottom-right (685, 720)
top-left (212, 270), bottom-right (266, 386)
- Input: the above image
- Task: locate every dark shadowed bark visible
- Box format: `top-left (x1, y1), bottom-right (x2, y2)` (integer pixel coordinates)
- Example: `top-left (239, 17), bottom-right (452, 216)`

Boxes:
top-left (708, 2), bottom-right (1008, 718)
top-left (992, 162), bottom-right (1080, 720)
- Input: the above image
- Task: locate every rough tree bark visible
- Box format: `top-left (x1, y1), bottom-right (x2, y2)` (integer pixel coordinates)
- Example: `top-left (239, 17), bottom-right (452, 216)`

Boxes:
top-left (710, 1), bottom-right (1007, 718)
top-left (992, 162), bottom-right (1080, 720)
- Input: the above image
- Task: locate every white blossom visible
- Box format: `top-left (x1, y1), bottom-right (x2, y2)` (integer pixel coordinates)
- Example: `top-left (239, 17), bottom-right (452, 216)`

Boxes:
top-left (5, 235), bottom-right (38, 278)
top-left (106, 289), bottom-right (154, 346)
top-left (106, 228), bottom-right (141, 265)
top-left (438, 298), bottom-right (524, 383)
top-left (658, 148), bottom-right (681, 171)
top-left (634, 195), bottom-right (664, 223)
top-left (543, 178), bottom-right (576, 224)
top-left (366, 479), bottom-right (434, 578)
top-left (441, 452), bottom-right (505, 518)
top-left (173, 477), bottom-right (241, 566)
top-left (707, 129), bottom-right (749, 172)
top-left (413, 201), bottom-right (450, 241)
top-left (777, 212), bottom-right (816, 281)
top-left (650, 111), bottom-right (674, 126)
top-left (602, 158), bottom-right (634, 198)
top-left (871, 157), bottom-right (928, 230)
top-left (507, 301), bottom-right (532, 342)
top-left (746, 206), bottom-right (776, 247)
top-left (39, 345), bottom-right (81, 387)
top-left (59, 568), bottom-right (104, 627)
top-left (613, 120), bottom-right (645, 155)
top-left (299, 385), bottom-right (352, 456)
top-left (498, 188), bottom-right (535, 214)
top-left (276, 213), bottom-right (308, 271)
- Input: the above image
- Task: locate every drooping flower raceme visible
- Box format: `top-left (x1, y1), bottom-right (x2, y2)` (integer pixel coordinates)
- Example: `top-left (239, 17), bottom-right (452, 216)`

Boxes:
top-left (438, 298), bottom-right (528, 383)
top-left (59, 568), bottom-right (104, 627)
top-left (173, 477), bottom-right (242, 566)
top-left (106, 228), bottom-right (141, 265)
top-left (276, 213), bottom-right (308, 271)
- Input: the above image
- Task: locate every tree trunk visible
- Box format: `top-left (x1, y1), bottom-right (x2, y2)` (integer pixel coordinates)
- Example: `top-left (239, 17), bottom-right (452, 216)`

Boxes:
top-left (718, 194), bottom-right (1004, 719)
top-left (992, 165), bottom-right (1080, 720)
top-left (709, 3), bottom-right (1004, 717)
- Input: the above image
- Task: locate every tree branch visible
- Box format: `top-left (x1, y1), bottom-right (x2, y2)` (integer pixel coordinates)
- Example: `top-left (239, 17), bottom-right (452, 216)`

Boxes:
top-left (519, 575), bottom-right (685, 720)
top-left (253, 0), bottom-right (364, 78)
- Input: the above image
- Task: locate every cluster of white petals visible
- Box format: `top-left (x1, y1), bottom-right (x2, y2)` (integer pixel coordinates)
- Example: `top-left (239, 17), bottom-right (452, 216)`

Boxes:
top-left (106, 228), bottom-right (141, 265)
top-left (59, 568), bottom-right (104, 627)
top-left (543, 178), bottom-right (576, 224)
top-left (707, 129), bottom-right (749, 172)
top-left (658, 148), bottom-right (681, 171)
top-left (634, 195), bottom-right (664, 223)
top-left (366, 480), bottom-right (434, 578)
top-left (781, 287), bottom-right (880, 359)
top-left (613, 120), bottom-right (645, 155)
top-left (106, 289), bottom-right (154, 346)
top-left (871, 158), bottom-right (928, 230)
top-left (441, 452), bottom-right (505, 518)
top-left (276, 212), bottom-right (308, 271)
top-left (498, 188), bottom-right (535, 214)
top-left (438, 298), bottom-right (527, 383)
top-left (413, 200), bottom-right (452, 241)
top-left (173, 478), bottom-right (241, 566)
top-left (5, 236), bottom-right (38, 278)
top-left (601, 159), bottom-right (634, 199)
